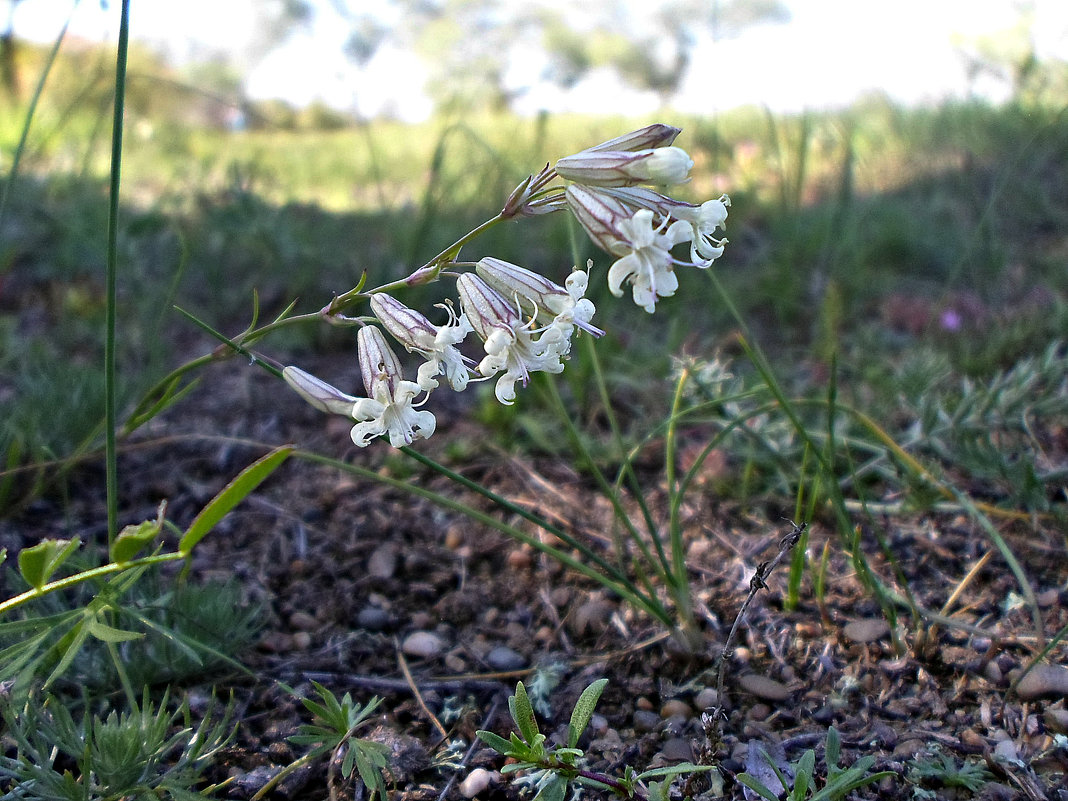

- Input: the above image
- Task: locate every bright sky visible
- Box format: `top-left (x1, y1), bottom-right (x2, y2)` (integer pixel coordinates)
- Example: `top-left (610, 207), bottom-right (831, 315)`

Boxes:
top-left (8, 0), bottom-right (1068, 120)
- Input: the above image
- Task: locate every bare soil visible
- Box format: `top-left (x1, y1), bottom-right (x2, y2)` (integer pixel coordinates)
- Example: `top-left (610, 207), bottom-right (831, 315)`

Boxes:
top-left (6, 358), bottom-right (1068, 801)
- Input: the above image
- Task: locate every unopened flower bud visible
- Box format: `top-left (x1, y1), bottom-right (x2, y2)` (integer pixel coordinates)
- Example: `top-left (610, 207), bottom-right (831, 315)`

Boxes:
top-left (357, 325), bottom-right (404, 398)
top-left (283, 366), bottom-right (359, 416)
top-left (555, 146), bottom-right (693, 187)
top-left (476, 257), bottom-right (565, 315)
top-left (456, 272), bottom-right (522, 342)
top-left (583, 123), bottom-right (681, 153)
top-left (564, 184), bottom-right (631, 253)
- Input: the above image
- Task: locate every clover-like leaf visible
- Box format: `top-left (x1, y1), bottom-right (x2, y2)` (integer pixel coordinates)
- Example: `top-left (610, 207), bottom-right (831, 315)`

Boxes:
top-left (110, 504), bottom-right (165, 564)
top-left (18, 538), bottom-right (82, 590)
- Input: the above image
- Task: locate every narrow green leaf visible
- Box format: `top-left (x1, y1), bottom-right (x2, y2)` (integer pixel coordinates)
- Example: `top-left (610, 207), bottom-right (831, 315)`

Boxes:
top-left (534, 775), bottom-right (566, 801)
top-left (0, 548), bottom-right (6, 568)
top-left (793, 750), bottom-right (814, 797)
top-left (180, 447), bottom-right (293, 554)
top-left (44, 618), bottom-right (91, 689)
top-left (86, 616), bottom-right (144, 643)
top-left (567, 677), bottom-right (607, 748)
top-left (825, 726), bottom-right (841, 770)
top-left (736, 775), bottom-right (780, 801)
top-left (342, 742), bottom-right (357, 779)
top-left (18, 538), bottom-right (82, 590)
top-left (636, 763), bottom-right (717, 781)
top-left (476, 730), bottom-right (513, 755)
top-left (509, 681), bottom-right (539, 744)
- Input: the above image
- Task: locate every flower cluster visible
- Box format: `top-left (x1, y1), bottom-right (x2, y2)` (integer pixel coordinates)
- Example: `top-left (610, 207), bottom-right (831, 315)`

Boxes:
top-left (282, 124), bottom-right (729, 447)
top-left (557, 124), bottom-right (730, 313)
top-left (284, 258), bottom-right (599, 447)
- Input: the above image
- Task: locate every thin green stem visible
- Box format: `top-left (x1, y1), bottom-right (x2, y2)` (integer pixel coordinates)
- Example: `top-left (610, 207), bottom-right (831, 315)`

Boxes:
top-left (582, 337), bottom-right (661, 552)
top-left (541, 377), bottom-right (674, 589)
top-left (665, 369), bottom-right (689, 599)
top-left (104, 0), bottom-right (131, 544)
top-left (0, 553), bottom-right (185, 617)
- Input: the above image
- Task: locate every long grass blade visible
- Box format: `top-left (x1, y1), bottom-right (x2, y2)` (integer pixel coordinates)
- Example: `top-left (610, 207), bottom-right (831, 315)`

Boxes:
top-left (104, 0), bottom-right (131, 544)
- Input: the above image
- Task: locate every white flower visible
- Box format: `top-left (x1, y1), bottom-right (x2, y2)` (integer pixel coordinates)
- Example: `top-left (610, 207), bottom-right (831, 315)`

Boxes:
top-left (475, 257), bottom-right (603, 338)
top-left (606, 209), bottom-right (693, 313)
top-left (352, 326), bottom-right (436, 447)
top-left (604, 187), bottom-right (731, 267)
top-left (369, 293), bottom-right (473, 392)
top-left (456, 273), bottom-right (565, 405)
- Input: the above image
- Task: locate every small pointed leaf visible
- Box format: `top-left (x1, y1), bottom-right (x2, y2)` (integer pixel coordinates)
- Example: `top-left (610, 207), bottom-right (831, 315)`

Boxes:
top-left (86, 616), bottom-right (144, 643)
top-left (567, 677), bottom-right (607, 748)
top-left (509, 681), bottom-right (539, 744)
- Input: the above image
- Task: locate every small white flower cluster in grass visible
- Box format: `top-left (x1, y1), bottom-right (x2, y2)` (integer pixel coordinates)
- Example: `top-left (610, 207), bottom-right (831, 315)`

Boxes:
top-left (283, 125), bottom-right (731, 448)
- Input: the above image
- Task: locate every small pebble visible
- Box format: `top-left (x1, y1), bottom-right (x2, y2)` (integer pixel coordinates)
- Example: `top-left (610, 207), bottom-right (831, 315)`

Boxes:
top-left (289, 611), bottom-right (318, 631)
top-left (1043, 707), bottom-right (1068, 734)
top-left (367, 544), bottom-right (397, 579)
top-left (694, 688), bottom-right (719, 710)
top-left (459, 768), bottom-right (495, 798)
top-left (357, 607), bottom-right (390, 631)
top-left (486, 645), bottom-right (527, 671)
top-left (843, 618), bottom-right (889, 644)
top-left (569, 599), bottom-right (613, 636)
top-left (660, 699), bottom-right (692, 720)
top-left (1014, 663), bottom-right (1068, 700)
top-left (747, 703), bottom-right (772, 722)
top-left (960, 729), bottom-right (986, 749)
top-left (292, 631), bottom-right (312, 650)
top-left (983, 661), bottom-right (1002, 684)
top-left (259, 632), bottom-right (293, 653)
top-left (892, 739), bottom-right (925, 759)
top-left (994, 738), bottom-right (1018, 762)
top-left (632, 709), bottom-right (661, 733)
top-left (1036, 588), bottom-right (1059, 607)
top-left (636, 696), bottom-right (654, 711)
top-left (506, 549), bottom-right (532, 569)
top-left (659, 737), bottom-right (694, 762)
top-left (737, 674), bottom-right (790, 702)
top-left (401, 631), bottom-right (446, 659)
top-left (444, 527), bottom-right (464, 549)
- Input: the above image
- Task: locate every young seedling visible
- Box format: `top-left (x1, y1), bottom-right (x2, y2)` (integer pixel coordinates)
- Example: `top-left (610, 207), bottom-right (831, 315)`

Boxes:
top-left (478, 679), bottom-right (716, 801)
top-left (738, 728), bottom-right (893, 801)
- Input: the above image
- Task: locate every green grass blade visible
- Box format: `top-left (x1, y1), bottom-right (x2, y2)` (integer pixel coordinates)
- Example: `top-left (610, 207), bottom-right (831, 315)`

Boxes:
top-left (179, 446), bottom-right (294, 555)
top-left (104, 0), bottom-right (132, 545)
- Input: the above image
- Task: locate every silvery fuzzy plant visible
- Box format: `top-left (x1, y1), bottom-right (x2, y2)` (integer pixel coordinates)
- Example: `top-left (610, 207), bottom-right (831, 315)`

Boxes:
top-left (175, 124), bottom-right (731, 647)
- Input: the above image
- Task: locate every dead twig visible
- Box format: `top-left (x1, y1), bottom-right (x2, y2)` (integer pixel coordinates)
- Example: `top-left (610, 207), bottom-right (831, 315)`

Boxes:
top-left (712, 521), bottom-right (806, 740)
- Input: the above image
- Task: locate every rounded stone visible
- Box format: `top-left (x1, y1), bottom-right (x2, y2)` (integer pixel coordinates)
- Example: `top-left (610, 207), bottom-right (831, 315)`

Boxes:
top-left (357, 607), bottom-right (390, 631)
top-left (843, 618), bottom-right (890, 644)
top-left (1014, 663), bottom-right (1068, 700)
top-left (660, 699), bottom-right (693, 720)
top-left (402, 631), bottom-right (446, 659)
top-left (459, 768), bottom-right (495, 798)
top-left (485, 645), bottom-right (527, 671)
top-left (737, 674), bottom-right (790, 702)
top-left (632, 710), bottom-right (661, 733)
